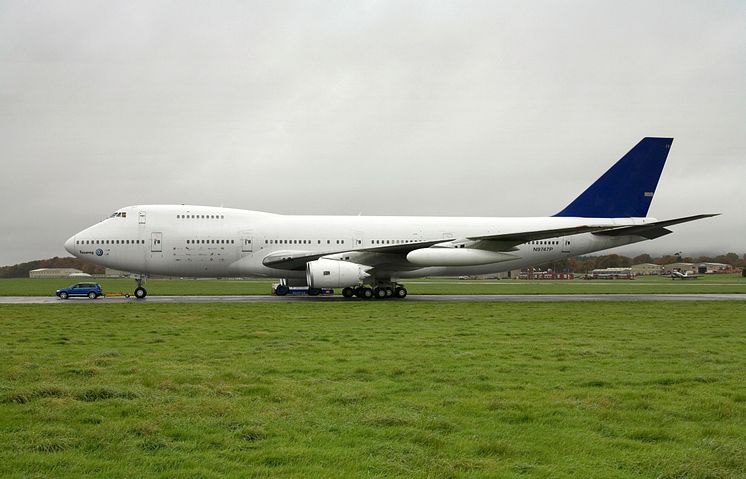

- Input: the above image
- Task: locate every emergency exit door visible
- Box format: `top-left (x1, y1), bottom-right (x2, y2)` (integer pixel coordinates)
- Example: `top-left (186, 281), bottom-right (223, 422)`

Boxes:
top-left (242, 236), bottom-right (253, 253)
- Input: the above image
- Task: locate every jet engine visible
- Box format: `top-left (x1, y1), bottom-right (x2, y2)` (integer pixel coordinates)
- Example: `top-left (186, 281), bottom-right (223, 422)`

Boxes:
top-left (306, 258), bottom-right (371, 288)
top-left (406, 248), bottom-right (516, 266)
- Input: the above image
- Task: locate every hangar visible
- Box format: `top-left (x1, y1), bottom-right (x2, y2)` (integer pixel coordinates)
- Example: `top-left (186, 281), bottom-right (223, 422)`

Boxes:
top-left (29, 268), bottom-right (89, 278)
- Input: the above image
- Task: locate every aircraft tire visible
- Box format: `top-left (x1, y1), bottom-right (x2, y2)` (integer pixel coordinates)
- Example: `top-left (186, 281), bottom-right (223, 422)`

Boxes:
top-left (275, 285), bottom-right (289, 296)
top-left (134, 287), bottom-right (147, 299)
top-left (308, 287), bottom-right (321, 296)
top-left (342, 287), bottom-right (354, 298)
top-left (373, 287), bottom-right (387, 299)
top-left (357, 287), bottom-right (373, 299)
top-left (394, 287), bottom-right (407, 299)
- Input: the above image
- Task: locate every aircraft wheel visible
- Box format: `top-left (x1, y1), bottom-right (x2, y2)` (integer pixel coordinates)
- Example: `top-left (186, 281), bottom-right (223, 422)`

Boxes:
top-left (134, 287), bottom-right (147, 299)
top-left (357, 287), bottom-right (373, 299)
top-left (394, 287), bottom-right (407, 299)
top-left (342, 287), bottom-right (354, 298)
top-left (385, 287), bottom-right (394, 298)
top-left (88, 292), bottom-right (97, 300)
top-left (308, 287), bottom-right (321, 296)
top-left (373, 287), bottom-right (387, 299)
top-left (275, 285), bottom-right (289, 296)
top-left (59, 292), bottom-right (69, 300)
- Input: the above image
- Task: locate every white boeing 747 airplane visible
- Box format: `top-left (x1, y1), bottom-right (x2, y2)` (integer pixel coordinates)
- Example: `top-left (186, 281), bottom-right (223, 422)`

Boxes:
top-left (64, 138), bottom-right (716, 299)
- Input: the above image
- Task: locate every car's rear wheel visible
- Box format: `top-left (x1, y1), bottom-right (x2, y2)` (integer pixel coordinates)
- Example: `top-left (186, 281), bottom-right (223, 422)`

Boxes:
top-left (59, 292), bottom-right (68, 300)
top-left (88, 292), bottom-right (97, 299)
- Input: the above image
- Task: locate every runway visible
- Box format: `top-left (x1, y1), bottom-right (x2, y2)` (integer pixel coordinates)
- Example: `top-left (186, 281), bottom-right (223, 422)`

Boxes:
top-left (1, 293), bottom-right (746, 304)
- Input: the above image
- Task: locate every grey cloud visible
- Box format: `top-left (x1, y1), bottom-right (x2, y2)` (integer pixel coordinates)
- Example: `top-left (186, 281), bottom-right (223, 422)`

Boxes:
top-left (1, 0), bottom-right (745, 264)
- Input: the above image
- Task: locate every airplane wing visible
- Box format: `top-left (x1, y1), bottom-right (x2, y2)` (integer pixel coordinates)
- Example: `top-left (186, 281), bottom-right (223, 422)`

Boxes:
top-left (466, 224), bottom-right (614, 249)
top-left (262, 224), bottom-right (612, 271)
top-left (593, 214), bottom-right (719, 239)
top-left (262, 216), bottom-right (718, 271)
top-left (261, 239), bottom-right (450, 270)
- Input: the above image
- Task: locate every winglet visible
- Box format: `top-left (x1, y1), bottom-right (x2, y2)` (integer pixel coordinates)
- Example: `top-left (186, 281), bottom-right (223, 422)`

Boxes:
top-left (554, 137), bottom-right (673, 218)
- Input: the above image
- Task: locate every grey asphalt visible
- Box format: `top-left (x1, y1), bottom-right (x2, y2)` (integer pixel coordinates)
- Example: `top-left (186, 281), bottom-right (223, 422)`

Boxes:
top-left (2, 294), bottom-right (746, 304)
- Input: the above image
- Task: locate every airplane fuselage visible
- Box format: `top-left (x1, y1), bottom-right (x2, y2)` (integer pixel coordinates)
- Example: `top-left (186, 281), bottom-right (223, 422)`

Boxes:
top-left (66, 204), bottom-right (649, 280)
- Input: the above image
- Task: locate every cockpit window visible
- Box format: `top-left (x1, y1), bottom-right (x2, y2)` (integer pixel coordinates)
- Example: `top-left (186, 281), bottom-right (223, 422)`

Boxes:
top-left (110, 212), bottom-right (127, 218)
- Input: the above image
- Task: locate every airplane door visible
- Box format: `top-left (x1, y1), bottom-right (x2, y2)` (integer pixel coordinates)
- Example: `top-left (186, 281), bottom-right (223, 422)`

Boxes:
top-left (241, 236), bottom-right (253, 253)
top-left (561, 238), bottom-right (571, 254)
top-left (151, 232), bottom-right (162, 252)
top-left (139, 211), bottom-right (146, 224)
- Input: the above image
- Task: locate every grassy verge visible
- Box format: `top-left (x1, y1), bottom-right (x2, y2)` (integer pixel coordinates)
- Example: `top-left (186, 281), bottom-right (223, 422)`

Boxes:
top-left (1, 274), bottom-right (745, 296)
top-left (1, 302), bottom-right (745, 477)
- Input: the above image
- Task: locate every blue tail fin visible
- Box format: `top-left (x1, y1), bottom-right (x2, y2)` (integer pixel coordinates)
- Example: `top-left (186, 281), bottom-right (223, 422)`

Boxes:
top-left (554, 137), bottom-right (672, 218)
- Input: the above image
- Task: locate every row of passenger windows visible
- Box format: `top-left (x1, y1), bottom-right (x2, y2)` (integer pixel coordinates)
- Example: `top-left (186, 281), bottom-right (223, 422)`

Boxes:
top-left (186, 239), bottom-right (235, 244)
top-left (177, 214), bottom-right (224, 219)
top-left (265, 239), bottom-right (346, 245)
top-left (77, 239), bottom-right (143, 245)
top-left (372, 239), bottom-right (416, 245)
top-left (529, 240), bottom-right (559, 245)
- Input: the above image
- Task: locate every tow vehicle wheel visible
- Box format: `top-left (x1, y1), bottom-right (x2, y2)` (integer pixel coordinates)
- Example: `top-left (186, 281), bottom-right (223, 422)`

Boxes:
top-left (275, 284), bottom-right (289, 296)
top-left (88, 292), bottom-right (97, 300)
top-left (394, 287), bottom-right (407, 299)
top-left (59, 292), bottom-right (69, 300)
top-left (134, 287), bottom-right (147, 299)
top-left (373, 287), bottom-right (387, 299)
top-left (308, 287), bottom-right (321, 296)
top-left (357, 287), bottom-right (373, 299)
top-left (342, 287), bottom-right (354, 298)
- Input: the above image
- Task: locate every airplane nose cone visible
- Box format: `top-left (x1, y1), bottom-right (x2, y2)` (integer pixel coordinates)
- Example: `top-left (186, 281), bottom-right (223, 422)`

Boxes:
top-left (64, 235), bottom-right (76, 255)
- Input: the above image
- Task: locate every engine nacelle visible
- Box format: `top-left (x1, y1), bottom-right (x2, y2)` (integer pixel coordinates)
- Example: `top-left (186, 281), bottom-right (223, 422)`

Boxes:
top-left (306, 258), bottom-right (371, 288)
top-left (406, 248), bottom-right (515, 266)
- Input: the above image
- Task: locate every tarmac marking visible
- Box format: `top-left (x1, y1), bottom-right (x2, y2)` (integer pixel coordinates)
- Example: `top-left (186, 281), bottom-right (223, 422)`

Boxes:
top-left (1, 294), bottom-right (745, 304)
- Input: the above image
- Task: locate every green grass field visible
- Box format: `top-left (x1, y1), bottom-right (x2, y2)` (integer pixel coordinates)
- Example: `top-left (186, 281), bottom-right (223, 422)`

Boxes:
top-left (1, 273), bottom-right (745, 296)
top-left (1, 302), bottom-right (745, 478)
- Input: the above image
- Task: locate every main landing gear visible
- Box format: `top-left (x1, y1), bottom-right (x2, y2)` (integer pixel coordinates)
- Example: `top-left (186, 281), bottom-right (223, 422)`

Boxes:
top-left (133, 275), bottom-right (147, 299)
top-left (341, 284), bottom-right (407, 300)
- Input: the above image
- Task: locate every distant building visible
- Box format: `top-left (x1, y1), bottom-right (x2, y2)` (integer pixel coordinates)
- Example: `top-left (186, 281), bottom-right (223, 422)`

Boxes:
top-left (589, 267), bottom-right (633, 279)
top-left (631, 263), bottom-right (663, 275)
top-left (494, 269), bottom-right (522, 279)
top-left (697, 262), bottom-right (732, 274)
top-left (519, 269), bottom-right (575, 280)
top-left (105, 268), bottom-right (130, 278)
top-left (29, 268), bottom-right (84, 278)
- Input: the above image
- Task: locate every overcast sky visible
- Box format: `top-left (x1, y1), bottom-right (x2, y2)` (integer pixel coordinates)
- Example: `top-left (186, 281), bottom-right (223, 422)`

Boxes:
top-left (1, 0), bottom-right (744, 265)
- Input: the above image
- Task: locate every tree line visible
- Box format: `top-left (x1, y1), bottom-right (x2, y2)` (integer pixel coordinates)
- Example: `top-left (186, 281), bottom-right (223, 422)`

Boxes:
top-left (1, 252), bottom-right (744, 278)
top-left (0, 257), bottom-right (106, 278)
top-left (539, 252), bottom-right (745, 273)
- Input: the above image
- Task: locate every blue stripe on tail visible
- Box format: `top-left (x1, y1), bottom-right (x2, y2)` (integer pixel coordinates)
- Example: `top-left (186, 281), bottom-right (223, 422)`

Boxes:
top-left (554, 137), bottom-right (672, 218)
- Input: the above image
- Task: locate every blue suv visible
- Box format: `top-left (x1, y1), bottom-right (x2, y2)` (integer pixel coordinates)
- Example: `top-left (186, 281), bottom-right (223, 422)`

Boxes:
top-left (56, 282), bottom-right (103, 300)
